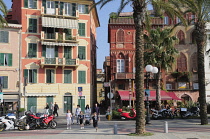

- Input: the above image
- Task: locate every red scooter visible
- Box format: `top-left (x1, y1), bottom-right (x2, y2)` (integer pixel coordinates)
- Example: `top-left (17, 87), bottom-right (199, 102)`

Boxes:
top-left (118, 108), bottom-right (136, 120)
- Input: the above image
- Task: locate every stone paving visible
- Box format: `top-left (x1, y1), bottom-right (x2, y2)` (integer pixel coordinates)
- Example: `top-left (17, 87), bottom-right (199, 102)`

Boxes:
top-left (0, 115), bottom-right (210, 139)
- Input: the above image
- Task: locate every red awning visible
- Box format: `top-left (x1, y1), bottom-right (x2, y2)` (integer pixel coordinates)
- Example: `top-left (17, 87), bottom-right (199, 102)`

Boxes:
top-left (167, 92), bottom-right (182, 100)
top-left (117, 90), bottom-right (173, 101)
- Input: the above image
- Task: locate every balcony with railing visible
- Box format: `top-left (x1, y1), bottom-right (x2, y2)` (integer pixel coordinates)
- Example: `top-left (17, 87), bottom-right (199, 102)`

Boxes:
top-left (41, 31), bottom-right (78, 43)
top-left (40, 57), bottom-right (79, 68)
top-left (115, 73), bottom-right (135, 79)
top-left (41, 7), bottom-right (79, 18)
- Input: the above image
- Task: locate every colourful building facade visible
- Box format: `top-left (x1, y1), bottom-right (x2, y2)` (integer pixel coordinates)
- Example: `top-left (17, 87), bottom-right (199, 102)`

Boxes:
top-left (7, 0), bottom-right (99, 114)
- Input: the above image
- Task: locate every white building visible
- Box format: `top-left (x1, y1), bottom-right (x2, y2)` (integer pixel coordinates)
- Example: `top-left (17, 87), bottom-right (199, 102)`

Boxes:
top-left (205, 22), bottom-right (210, 103)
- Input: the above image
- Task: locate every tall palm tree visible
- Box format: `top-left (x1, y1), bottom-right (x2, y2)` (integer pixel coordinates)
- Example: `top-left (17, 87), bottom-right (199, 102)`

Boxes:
top-left (93, 0), bottom-right (184, 134)
top-left (0, 0), bottom-right (7, 28)
top-left (170, 0), bottom-right (210, 125)
top-left (144, 27), bottom-right (179, 110)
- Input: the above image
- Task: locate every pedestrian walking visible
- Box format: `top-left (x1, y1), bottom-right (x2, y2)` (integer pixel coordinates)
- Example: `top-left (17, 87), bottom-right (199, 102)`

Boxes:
top-left (78, 111), bottom-right (84, 129)
top-left (53, 102), bottom-right (59, 117)
top-left (71, 112), bottom-right (75, 124)
top-left (92, 112), bottom-right (99, 132)
top-left (50, 102), bottom-right (54, 115)
top-left (66, 110), bottom-right (72, 129)
top-left (92, 103), bottom-right (100, 116)
top-left (75, 105), bottom-right (81, 124)
top-left (84, 104), bottom-right (91, 125)
top-left (45, 103), bottom-right (49, 115)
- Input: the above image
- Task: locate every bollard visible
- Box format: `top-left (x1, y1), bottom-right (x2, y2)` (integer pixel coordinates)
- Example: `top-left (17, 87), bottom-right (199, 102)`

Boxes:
top-left (114, 123), bottom-right (118, 134)
top-left (164, 121), bottom-right (168, 133)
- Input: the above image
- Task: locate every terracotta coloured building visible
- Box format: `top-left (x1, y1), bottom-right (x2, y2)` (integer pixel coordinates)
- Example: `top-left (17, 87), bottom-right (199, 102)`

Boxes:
top-left (7, 0), bottom-right (99, 114)
top-left (107, 11), bottom-right (199, 107)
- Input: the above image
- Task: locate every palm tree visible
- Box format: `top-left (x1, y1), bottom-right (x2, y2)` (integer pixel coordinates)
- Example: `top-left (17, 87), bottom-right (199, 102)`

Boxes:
top-left (93, 0), bottom-right (184, 134)
top-left (0, 0), bottom-right (7, 28)
top-left (169, 0), bottom-right (210, 125)
top-left (144, 27), bottom-right (179, 110)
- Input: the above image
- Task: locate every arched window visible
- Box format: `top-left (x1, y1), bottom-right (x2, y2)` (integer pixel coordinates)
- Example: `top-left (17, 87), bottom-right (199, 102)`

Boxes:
top-left (117, 29), bottom-right (124, 42)
top-left (116, 53), bottom-right (125, 73)
top-left (177, 52), bottom-right (187, 71)
top-left (191, 52), bottom-right (197, 72)
top-left (177, 30), bottom-right (185, 44)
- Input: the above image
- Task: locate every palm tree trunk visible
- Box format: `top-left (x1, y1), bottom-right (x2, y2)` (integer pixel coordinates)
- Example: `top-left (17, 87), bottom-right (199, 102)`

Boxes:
top-left (196, 22), bottom-right (208, 125)
top-left (156, 71), bottom-right (161, 110)
top-left (133, 0), bottom-right (146, 134)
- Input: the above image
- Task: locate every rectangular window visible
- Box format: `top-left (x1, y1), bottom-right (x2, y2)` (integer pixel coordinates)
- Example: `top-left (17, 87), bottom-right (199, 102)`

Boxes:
top-left (64, 3), bottom-right (72, 16)
top-left (64, 47), bottom-right (72, 59)
top-left (0, 76), bottom-right (8, 89)
top-left (28, 43), bottom-right (37, 58)
top-left (0, 31), bottom-right (9, 43)
top-left (117, 59), bottom-right (125, 73)
top-left (28, 18), bottom-right (37, 33)
top-left (46, 1), bottom-right (55, 15)
top-left (78, 46), bottom-right (86, 60)
top-left (78, 71), bottom-right (86, 84)
top-left (24, 69), bottom-right (37, 83)
top-left (166, 84), bottom-right (172, 90)
top-left (164, 16), bottom-right (169, 25)
top-left (0, 53), bottom-right (12, 66)
top-left (78, 4), bottom-right (88, 14)
top-left (78, 23), bottom-right (85, 36)
top-left (46, 69), bottom-right (54, 83)
top-left (64, 70), bottom-right (72, 83)
top-left (64, 29), bottom-right (72, 40)
top-left (24, 0), bottom-right (37, 9)
top-left (46, 46), bottom-right (55, 58)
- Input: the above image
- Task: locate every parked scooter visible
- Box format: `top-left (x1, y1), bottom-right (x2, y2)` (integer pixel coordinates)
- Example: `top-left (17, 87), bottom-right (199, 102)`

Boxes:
top-left (25, 111), bottom-right (57, 130)
top-left (118, 108), bottom-right (136, 120)
top-left (180, 107), bottom-right (200, 118)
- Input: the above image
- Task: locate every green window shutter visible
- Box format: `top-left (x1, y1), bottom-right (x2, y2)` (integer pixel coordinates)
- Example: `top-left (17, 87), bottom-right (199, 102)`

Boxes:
top-left (78, 23), bottom-right (85, 36)
top-left (55, 46), bottom-right (58, 57)
top-left (3, 31), bottom-right (8, 43)
top-left (85, 5), bottom-right (89, 14)
top-left (42, 45), bottom-right (46, 57)
top-left (60, 2), bottom-right (64, 15)
top-left (33, 44), bottom-right (37, 57)
top-left (33, 19), bottom-right (37, 33)
top-left (3, 76), bottom-right (8, 88)
top-left (64, 70), bottom-right (72, 83)
top-left (64, 47), bottom-right (71, 59)
top-left (82, 71), bottom-right (86, 83)
top-left (34, 0), bottom-right (37, 9)
top-left (78, 71), bottom-right (82, 83)
top-left (8, 54), bottom-right (12, 66)
top-left (46, 69), bottom-right (51, 83)
top-left (33, 69), bottom-right (37, 83)
top-left (55, 1), bottom-right (59, 8)
top-left (72, 3), bottom-right (76, 16)
top-left (29, 18), bottom-right (33, 32)
top-left (24, 0), bottom-right (28, 8)
top-left (24, 69), bottom-right (28, 79)
top-left (78, 46), bottom-right (85, 60)
top-left (0, 53), bottom-right (4, 66)
top-left (28, 43), bottom-right (33, 57)
top-left (42, 0), bottom-right (46, 13)
top-left (78, 71), bottom-right (85, 84)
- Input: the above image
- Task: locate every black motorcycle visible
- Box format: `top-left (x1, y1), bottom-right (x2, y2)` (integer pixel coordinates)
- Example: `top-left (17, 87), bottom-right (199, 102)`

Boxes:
top-left (180, 107), bottom-right (200, 118)
top-left (151, 108), bottom-right (174, 120)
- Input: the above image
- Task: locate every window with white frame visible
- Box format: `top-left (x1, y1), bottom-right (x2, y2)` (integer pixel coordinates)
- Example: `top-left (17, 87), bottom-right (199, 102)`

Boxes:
top-left (0, 76), bottom-right (8, 89)
top-left (0, 53), bottom-right (12, 66)
top-left (46, 1), bottom-right (55, 15)
top-left (24, 0), bottom-right (37, 9)
top-left (117, 59), bottom-right (125, 73)
top-left (24, 69), bottom-right (37, 83)
top-left (78, 4), bottom-right (88, 14)
top-left (166, 84), bottom-right (172, 90)
top-left (64, 3), bottom-right (72, 16)
top-left (46, 69), bottom-right (54, 83)
top-left (46, 46), bottom-right (55, 58)
top-left (0, 31), bottom-right (9, 43)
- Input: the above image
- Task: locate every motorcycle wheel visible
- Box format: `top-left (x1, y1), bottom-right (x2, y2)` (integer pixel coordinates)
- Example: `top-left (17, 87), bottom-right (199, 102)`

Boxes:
top-left (18, 122), bottom-right (26, 131)
top-left (152, 115), bottom-right (158, 120)
top-left (121, 117), bottom-right (126, 120)
top-left (0, 124), bottom-right (5, 131)
top-left (49, 120), bottom-right (57, 129)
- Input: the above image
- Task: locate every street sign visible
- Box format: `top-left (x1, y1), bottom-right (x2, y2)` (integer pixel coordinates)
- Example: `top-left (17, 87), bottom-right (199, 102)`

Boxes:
top-left (78, 91), bottom-right (82, 96)
top-left (78, 87), bottom-right (83, 92)
top-left (107, 92), bottom-right (114, 99)
top-left (104, 82), bottom-right (110, 87)
top-left (145, 89), bottom-right (150, 96)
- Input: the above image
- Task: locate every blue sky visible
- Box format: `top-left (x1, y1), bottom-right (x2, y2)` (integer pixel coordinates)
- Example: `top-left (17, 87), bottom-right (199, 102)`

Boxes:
top-left (4, 0), bottom-right (149, 70)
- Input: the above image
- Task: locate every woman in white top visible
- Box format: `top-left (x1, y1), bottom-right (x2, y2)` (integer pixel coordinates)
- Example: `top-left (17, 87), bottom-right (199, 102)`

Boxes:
top-left (85, 104), bottom-right (91, 119)
top-left (66, 110), bottom-right (72, 129)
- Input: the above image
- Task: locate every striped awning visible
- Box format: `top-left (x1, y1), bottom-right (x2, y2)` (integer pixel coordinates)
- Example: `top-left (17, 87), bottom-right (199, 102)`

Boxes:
top-left (41, 41), bottom-right (78, 46)
top-left (24, 93), bottom-right (57, 96)
top-left (42, 17), bottom-right (78, 29)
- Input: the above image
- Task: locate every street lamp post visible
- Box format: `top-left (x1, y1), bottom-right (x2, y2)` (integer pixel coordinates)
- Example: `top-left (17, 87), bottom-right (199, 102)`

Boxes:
top-left (145, 65), bottom-right (158, 124)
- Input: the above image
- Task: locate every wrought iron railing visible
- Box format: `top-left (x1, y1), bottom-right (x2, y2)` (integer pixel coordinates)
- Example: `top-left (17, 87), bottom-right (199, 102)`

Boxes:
top-left (45, 58), bottom-right (56, 64)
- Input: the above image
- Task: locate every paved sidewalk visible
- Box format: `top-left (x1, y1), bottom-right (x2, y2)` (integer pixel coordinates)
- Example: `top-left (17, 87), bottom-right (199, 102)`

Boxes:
top-left (1, 115), bottom-right (210, 139)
